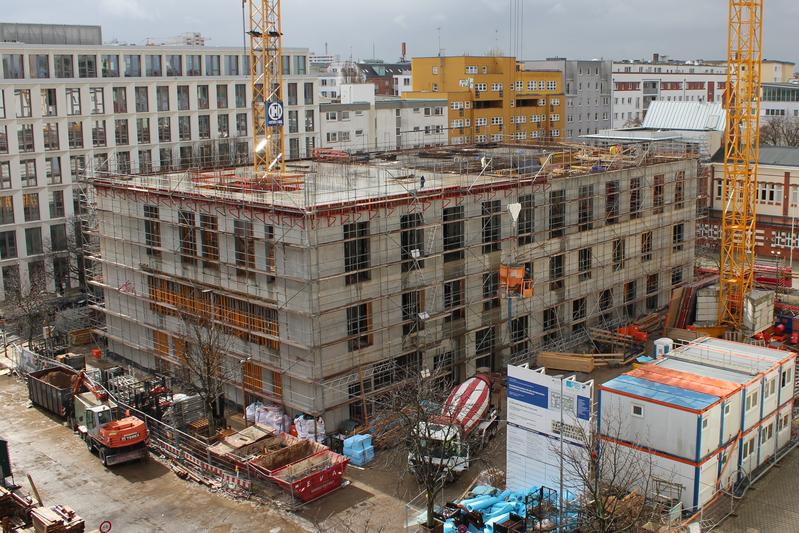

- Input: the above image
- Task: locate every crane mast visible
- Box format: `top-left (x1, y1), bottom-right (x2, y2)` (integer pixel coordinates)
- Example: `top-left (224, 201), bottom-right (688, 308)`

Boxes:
top-left (249, 0), bottom-right (285, 178)
top-left (719, 0), bottom-right (764, 328)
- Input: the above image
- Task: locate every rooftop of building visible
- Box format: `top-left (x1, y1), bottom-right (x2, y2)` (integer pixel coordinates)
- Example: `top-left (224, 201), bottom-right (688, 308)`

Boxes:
top-left (600, 374), bottom-right (720, 411)
top-left (711, 145), bottom-right (799, 167)
top-left (92, 141), bottom-right (697, 213)
top-left (642, 101), bottom-right (726, 132)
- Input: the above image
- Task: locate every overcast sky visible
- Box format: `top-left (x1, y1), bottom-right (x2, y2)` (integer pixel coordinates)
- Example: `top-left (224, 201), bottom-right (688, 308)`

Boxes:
top-left (5, 0), bottom-right (798, 65)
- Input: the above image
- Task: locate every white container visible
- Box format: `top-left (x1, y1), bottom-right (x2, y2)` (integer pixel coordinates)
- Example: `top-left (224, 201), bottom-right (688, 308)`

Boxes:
top-left (654, 338), bottom-right (674, 357)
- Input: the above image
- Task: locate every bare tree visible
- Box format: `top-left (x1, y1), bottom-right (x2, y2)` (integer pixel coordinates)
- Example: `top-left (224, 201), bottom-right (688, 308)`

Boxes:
top-left (378, 368), bottom-right (500, 530)
top-left (556, 412), bottom-right (672, 532)
top-left (2, 269), bottom-right (56, 347)
top-left (176, 294), bottom-right (238, 435)
top-left (760, 116), bottom-right (799, 147)
top-left (623, 116), bottom-right (643, 129)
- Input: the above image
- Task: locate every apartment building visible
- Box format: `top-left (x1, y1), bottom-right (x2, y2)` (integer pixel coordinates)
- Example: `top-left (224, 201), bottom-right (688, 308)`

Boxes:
top-left (403, 56), bottom-right (566, 145)
top-left (94, 142), bottom-right (697, 430)
top-left (760, 82), bottom-right (799, 121)
top-left (319, 84), bottom-right (447, 152)
top-left (611, 57), bottom-right (727, 128)
top-left (703, 146), bottom-right (799, 264)
top-left (524, 59), bottom-right (612, 139)
top-left (0, 26), bottom-right (319, 298)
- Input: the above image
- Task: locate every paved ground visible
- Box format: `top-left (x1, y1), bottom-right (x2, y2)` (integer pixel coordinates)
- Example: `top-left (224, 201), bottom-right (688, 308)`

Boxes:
top-left (715, 445), bottom-right (799, 533)
top-left (0, 374), bottom-right (309, 533)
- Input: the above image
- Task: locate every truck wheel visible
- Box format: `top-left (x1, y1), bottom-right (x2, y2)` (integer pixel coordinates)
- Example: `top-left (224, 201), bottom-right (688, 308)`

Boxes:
top-left (100, 450), bottom-right (108, 466)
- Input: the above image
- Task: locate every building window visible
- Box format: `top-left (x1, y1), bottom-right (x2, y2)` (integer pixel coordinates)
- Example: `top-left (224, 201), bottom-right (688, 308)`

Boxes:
top-left (144, 205), bottom-right (161, 257)
top-left (612, 238), bottom-right (625, 271)
top-left (54, 55), bottom-right (74, 78)
top-left (402, 290), bottom-right (424, 336)
top-left (347, 303), bottom-right (373, 351)
top-left (15, 89), bottom-right (31, 118)
top-left (483, 272), bottom-right (500, 310)
top-left (573, 297), bottom-right (587, 321)
top-left (111, 87), bottom-right (127, 113)
top-left (78, 55), bottom-right (96, 78)
top-left (17, 124), bottom-right (34, 152)
top-left (517, 194), bottom-right (534, 245)
top-left (225, 55), bottom-right (239, 76)
top-left (671, 266), bottom-right (684, 286)
top-left (674, 171), bottom-right (685, 209)
top-left (287, 83), bottom-right (298, 105)
top-left (0, 231), bottom-right (17, 259)
top-left (101, 54), bottom-right (119, 77)
top-left (216, 85), bottom-right (228, 108)
top-left (400, 213), bottom-right (424, 272)
top-left (578, 185), bottom-right (593, 231)
top-left (235, 84), bottom-right (246, 108)
top-left (92, 120), bottom-right (106, 147)
top-left (630, 177), bottom-right (642, 219)
top-left (0, 196), bottom-right (14, 225)
top-left (89, 87), bottom-right (105, 114)
top-left (653, 174), bottom-right (664, 214)
top-left (145, 55), bottom-right (162, 76)
top-left (443, 279), bottom-right (464, 322)
top-left (606, 180), bottom-right (619, 224)
top-left (543, 307), bottom-right (559, 332)
top-left (549, 190), bottom-right (565, 238)
top-left (114, 119), bottom-right (129, 146)
top-left (511, 316), bottom-right (529, 359)
top-left (124, 55), bottom-right (141, 77)
top-left (641, 231), bottom-right (653, 262)
top-left (178, 116), bottom-right (191, 141)
top-left (0, 163), bottom-right (10, 189)
top-left (475, 326), bottom-right (495, 369)
top-left (344, 222), bottom-right (370, 284)
top-left (41, 123), bottom-right (58, 151)
top-left (198, 115), bottom-right (211, 140)
top-left (178, 211), bottom-right (197, 265)
top-left (197, 85), bottom-right (209, 109)
top-left (549, 254), bottom-right (564, 291)
top-left (20, 160), bottom-right (36, 187)
top-left (482, 200), bottom-right (501, 253)
top-left (166, 55), bottom-right (182, 76)
top-left (672, 223), bottom-right (685, 251)
top-left (234, 220), bottom-right (255, 279)
top-left (23, 193), bottom-right (40, 222)
top-left (443, 206), bottom-right (464, 262)
top-left (41, 88), bottom-right (57, 116)
top-left (578, 247), bottom-right (591, 280)
top-left (646, 274), bottom-right (659, 310)
top-left (50, 224), bottom-right (67, 251)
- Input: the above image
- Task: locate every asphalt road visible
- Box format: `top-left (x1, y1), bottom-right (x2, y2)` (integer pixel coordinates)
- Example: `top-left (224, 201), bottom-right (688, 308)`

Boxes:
top-left (0, 374), bottom-right (308, 533)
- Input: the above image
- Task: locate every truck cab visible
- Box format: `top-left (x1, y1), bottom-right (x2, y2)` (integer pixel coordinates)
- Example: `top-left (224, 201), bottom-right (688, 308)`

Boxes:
top-left (84, 405), bottom-right (113, 436)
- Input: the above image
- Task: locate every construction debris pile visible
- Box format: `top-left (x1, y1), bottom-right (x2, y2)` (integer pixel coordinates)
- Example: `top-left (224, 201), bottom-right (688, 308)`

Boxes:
top-left (0, 487), bottom-right (84, 533)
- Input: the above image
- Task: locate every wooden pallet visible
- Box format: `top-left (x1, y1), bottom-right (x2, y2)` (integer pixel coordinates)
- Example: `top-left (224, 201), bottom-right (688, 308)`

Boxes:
top-left (538, 351), bottom-right (624, 373)
top-left (588, 328), bottom-right (637, 349)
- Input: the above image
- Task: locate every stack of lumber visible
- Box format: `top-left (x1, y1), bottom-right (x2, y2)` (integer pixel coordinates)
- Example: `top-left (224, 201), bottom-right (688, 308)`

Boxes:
top-left (538, 351), bottom-right (624, 373)
top-left (30, 505), bottom-right (84, 533)
top-left (588, 327), bottom-right (638, 350)
top-left (633, 313), bottom-right (663, 334)
top-left (665, 275), bottom-right (717, 329)
top-left (1, 486), bottom-right (35, 530)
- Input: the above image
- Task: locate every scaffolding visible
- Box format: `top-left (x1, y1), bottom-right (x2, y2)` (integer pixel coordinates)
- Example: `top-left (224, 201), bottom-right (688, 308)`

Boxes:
top-left (86, 140), bottom-right (700, 427)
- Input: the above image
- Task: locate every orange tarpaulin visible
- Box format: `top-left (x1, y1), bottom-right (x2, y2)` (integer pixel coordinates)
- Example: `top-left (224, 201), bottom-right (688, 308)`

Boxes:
top-left (628, 364), bottom-right (740, 399)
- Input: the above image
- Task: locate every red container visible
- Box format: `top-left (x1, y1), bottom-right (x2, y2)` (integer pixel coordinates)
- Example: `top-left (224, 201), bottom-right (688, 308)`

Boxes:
top-left (270, 450), bottom-right (349, 502)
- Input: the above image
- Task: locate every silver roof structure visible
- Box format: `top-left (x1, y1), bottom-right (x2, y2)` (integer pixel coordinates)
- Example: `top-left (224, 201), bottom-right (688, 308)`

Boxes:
top-left (656, 358), bottom-right (751, 384)
top-left (668, 337), bottom-right (794, 375)
top-left (642, 101), bottom-right (726, 132)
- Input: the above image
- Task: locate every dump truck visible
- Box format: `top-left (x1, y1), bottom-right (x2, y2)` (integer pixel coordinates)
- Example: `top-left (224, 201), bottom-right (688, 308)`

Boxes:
top-left (408, 374), bottom-right (499, 480)
top-left (70, 371), bottom-right (149, 466)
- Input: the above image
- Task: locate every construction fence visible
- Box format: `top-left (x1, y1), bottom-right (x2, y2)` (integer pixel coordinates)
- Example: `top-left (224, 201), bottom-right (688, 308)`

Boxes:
top-left (5, 343), bottom-right (307, 510)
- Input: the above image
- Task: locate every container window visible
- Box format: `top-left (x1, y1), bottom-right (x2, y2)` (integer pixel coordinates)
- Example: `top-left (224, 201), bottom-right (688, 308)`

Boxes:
top-left (631, 404), bottom-right (643, 417)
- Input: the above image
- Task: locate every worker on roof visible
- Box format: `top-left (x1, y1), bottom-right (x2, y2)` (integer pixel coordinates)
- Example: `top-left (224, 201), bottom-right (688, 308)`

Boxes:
top-left (420, 175), bottom-right (425, 190)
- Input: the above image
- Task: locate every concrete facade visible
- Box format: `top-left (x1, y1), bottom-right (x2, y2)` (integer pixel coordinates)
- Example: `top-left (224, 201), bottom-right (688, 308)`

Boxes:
top-left (94, 144), bottom-right (698, 431)
top-left (525, 59), bottom-right (612, 139)
top-left (0, 38), bottom-right (318, 298)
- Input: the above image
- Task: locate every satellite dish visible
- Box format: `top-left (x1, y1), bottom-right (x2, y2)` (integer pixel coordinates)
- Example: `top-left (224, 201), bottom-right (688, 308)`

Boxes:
top-left (508, 202), bottom-right (522, 222)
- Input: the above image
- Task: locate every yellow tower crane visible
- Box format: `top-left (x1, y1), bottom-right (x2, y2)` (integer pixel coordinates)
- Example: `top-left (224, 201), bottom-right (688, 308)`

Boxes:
top-left (718, 0), bottom-right (764, 329)
top-left (248, 0), bottom-right (286, 178)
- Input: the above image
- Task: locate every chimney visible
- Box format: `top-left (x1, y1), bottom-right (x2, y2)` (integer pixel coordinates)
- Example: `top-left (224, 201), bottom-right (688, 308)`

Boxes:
top-left (401, 42), bottom-right (407, 62)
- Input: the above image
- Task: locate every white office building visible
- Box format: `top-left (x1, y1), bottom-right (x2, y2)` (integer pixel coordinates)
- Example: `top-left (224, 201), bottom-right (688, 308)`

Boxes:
top-left (0, 25), bottom-right (319, 299)
top-left (319, 84), bottom-right (447, 152)
top-left (611, 57), bottom-right (726, 128)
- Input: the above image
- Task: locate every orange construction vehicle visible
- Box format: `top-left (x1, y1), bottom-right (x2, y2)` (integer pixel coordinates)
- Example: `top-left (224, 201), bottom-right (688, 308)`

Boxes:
top-left (71, 371), bottom-right (149, 466)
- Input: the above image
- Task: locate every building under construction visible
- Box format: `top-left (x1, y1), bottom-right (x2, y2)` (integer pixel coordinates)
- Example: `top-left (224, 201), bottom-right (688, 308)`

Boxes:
top-left (90, 141), bottom-right (698, 428)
